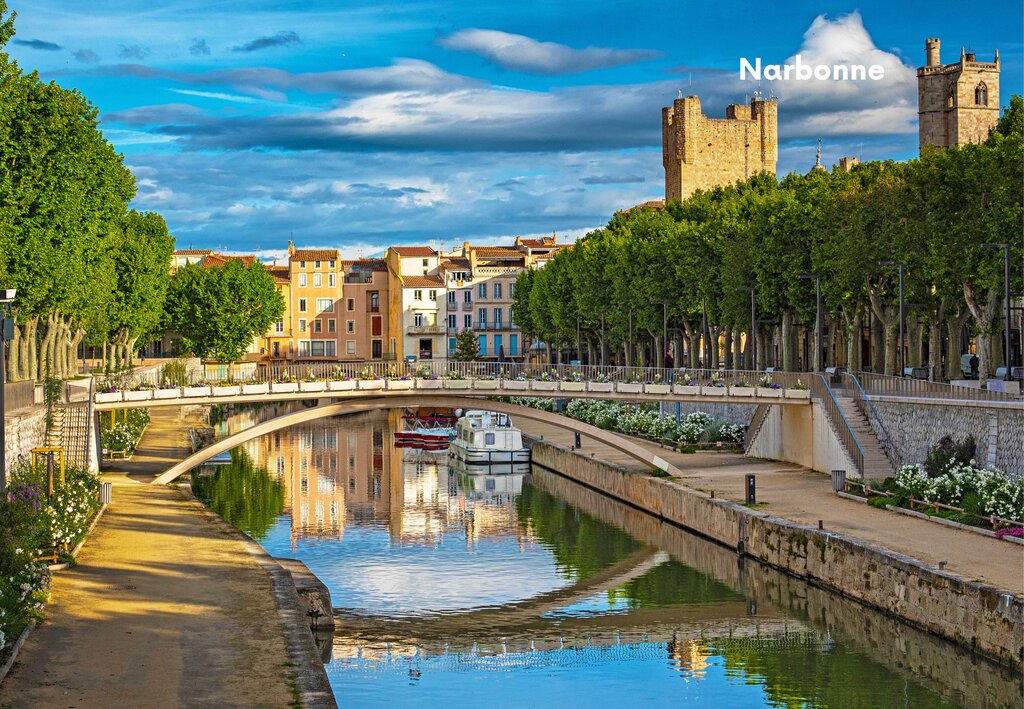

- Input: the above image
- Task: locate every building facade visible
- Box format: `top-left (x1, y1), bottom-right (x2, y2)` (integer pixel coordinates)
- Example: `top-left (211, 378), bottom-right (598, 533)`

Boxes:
top-left (662, 95), bottom-right (778, 202)
top-left (287, 243), bottom-right (344, 360)
top-left (917, 38), bottom-right (1000, 151)
top-left (340, 259), bottom-right (391, 361)
top-left (385, 246), bottom-right (446, 363)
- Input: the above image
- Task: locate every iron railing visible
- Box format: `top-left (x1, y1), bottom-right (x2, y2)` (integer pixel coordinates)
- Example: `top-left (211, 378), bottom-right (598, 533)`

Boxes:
top-left (840, 372), bottom-right (896, 464)
top-left (854, 371), bottom-right (1019, 402)
top-left (808, 373), bottom-right (865, 478)
top-left (743, 403), bottom-right (772, 453)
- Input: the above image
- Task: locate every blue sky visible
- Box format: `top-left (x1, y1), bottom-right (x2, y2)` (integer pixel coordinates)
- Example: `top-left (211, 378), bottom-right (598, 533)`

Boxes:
top-left (6, 1), bottom-right (1022, 258)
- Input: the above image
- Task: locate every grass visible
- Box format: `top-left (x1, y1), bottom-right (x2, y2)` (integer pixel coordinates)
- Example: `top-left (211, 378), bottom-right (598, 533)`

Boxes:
top-left (648, 468), bottom-right (674, 478)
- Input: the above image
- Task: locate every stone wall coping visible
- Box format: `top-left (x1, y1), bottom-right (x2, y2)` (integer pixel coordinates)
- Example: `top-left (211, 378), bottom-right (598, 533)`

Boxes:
top-left (868, 394), bottom-right (1023, 410)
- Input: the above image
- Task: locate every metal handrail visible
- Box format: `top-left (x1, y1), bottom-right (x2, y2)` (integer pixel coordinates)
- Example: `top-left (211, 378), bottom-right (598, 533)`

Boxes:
top-left (841, 372), bottom-right (895, 461)
top-left (744, 403), bottom-right (771, 453)
top-left (854, 371), bottom-right (1019, 402)
top-left (809, 373), bottom-right (865, 478)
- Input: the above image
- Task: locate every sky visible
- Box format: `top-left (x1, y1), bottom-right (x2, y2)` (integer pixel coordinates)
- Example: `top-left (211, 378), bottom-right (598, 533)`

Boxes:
top-left (5, 1), bottom-right (1022, 259)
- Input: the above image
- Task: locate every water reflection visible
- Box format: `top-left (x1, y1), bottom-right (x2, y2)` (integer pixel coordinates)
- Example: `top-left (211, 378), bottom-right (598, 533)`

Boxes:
top-left (200, 407), bottom-right (1020, 709)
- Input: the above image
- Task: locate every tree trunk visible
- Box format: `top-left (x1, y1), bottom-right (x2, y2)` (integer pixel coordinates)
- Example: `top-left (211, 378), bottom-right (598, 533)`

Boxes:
top-left (841, 306), bottom-right (861, 373)
top-left (26, 317), bottom-right (38, 381)
top-left (723, 329), bottom-right (733, 369)
top-left (906, 313), bottom-right (924, 368)
top-left (7, 319), bottom-right (21, 381)
top-left (781, 310), bottom-right (795, 371)
top-left (927, 299), bottom-right (947, 381)
top-left (944, 307), bottom-right (972, 380)
top-left (964, 283), bottom-right (1000, 382)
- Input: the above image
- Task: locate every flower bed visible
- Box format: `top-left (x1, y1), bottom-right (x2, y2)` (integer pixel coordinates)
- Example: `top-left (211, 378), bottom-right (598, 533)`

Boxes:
top-left (101, 408), bottom-right (150, 459)
top-left (1, 462), bottom-right (101, 654)
top-left (564, 400), bottom-right (744, 444)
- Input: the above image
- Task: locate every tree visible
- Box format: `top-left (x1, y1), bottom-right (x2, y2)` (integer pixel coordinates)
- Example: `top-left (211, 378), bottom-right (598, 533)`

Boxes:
top-left (164, 260), bottom-right (283, 362)
top-left (453, 328), bottom-right (478, 361)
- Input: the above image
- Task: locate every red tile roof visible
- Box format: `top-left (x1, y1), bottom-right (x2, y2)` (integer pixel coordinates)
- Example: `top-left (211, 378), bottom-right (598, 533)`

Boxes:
top-left (202, 253), bottom-right (257, 267)
top-left (621, 199), bottom-right (666, 213)
top-left (402, 275), bottom-right (444, 288)
top-left (472, 246), bottom-right (523, 258)
top-left (291, 248), bottom-right (339, 261)
top-left (440, 258), bottom-right (471, 270)
top-left (174, 249), bottom-right (213, 256)
top-left (391, 246), bottom-right (436, 257)
top-left (268, 265), bottom-right (290, 283)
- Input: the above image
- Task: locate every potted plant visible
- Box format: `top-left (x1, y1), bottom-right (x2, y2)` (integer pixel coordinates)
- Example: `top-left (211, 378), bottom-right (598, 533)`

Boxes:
top-left (124, 383), bottom-right (155, 401)
top-left (271, 373), bottom-right (299, 393)
top-left (645, 374), bottom-right (670, 395)
top-left (444, 370), bottom-right (471, 389)
top-left (617, 376), bottom-right (643, 394)
top-left (473, 374), bottom-right (500, 390)
top-left (504, 373), bottom-right (530, 391)
top-left (328, 368), bottom-right (356, 391)
top-left (358, 367), bottom-right (384, 390)
top-left (560, 371), bottom-right (586, 392)
top-left (587, 373), bottom-right (614, 393)
top-left (673, 373), bottom-right (699, 396)
top-left (729, 379), bottom-right (754, 397)
top-left (757, 374), bottom-right (784, 398)
top-left (96, 384), bottom-right (123, 403)
top-left (154, 382), bottom-right (182, 400)
top-left (416, 367), bottom-right (442, 389)
top-left (388, 373), bottom-right (415, 390)
top-left (211, 380), bottom-right (241, 396)
top-left (785, 379), bottom-right (810, 399)
top-left (183, 380), bottom-right (212, 398)
top-left (701, 376), bottom-right (726, 396)
top-left (241, 377), bottom-right (270, 395)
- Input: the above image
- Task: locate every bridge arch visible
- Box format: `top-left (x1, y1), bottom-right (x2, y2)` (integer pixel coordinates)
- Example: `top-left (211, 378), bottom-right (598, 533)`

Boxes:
top-left (153, 396), bottom-right (681, 484)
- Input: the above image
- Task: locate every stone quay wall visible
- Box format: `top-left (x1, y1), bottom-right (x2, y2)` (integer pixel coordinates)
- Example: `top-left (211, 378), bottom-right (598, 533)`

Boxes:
top-left (868, 400), bottom-right (1024, 479)
top-left (4, 406), bottom-right (47, 471)
top-left (530, 440), bottom-right (1024, 668)
top-left (659, 401), bottom-right (757, 426)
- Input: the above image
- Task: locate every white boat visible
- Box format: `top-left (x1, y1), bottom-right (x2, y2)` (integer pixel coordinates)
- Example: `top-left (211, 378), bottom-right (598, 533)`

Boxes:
top-left (449, 410), bottom-right (531, 467)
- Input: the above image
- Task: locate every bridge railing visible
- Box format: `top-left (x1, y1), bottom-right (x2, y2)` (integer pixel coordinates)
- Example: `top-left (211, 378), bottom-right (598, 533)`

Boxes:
top-left (853, 371), bottom-right (1019, 403)
top-left (95, 361), bottom-right (814, 390)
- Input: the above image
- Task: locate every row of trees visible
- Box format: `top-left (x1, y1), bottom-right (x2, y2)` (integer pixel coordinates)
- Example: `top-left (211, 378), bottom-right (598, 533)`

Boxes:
top-left (513, 98), bottom-right (1023, 379)
top-left (0, 3), bottom-right (173, 381)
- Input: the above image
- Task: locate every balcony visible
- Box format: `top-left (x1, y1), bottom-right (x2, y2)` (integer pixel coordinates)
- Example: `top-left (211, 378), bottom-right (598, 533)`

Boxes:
top-left (461, 323), bottom-right (518, 331)
top-left (407, 324), bottom-right (446, 335)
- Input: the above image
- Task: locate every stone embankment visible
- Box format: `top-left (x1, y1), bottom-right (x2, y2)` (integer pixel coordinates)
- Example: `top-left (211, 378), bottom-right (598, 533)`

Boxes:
top-left (530, 440), bottom-right (1024, 669)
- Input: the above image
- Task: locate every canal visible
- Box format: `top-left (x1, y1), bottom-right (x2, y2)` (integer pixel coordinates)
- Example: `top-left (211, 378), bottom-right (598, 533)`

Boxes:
top-left (195, 406), bottom-right (1021, 708)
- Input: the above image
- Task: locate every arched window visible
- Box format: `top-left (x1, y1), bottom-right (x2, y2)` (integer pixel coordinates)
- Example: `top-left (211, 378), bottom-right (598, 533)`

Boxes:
top-left (975, 82), bottom-right (988, 106)
top-left (946, 86), bottom-right (956, 109)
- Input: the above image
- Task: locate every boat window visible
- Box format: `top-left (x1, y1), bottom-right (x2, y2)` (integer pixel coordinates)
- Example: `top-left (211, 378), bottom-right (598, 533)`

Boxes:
top-left (485, 433), bottom-right (495, 445)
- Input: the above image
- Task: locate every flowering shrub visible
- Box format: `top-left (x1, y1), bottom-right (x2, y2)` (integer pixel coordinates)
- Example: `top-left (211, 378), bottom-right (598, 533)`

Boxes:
top-left (564, 400), bottom-right (743, 444)
top-left (892, 462), bottom-right (1024, 523)
top-left (1, 462), bottom-right (101, 651)
top-left (358, 367), bottom-right (381, 381)
top-left (330, 367), bottom-right (352, 381)
top-left (101, 408), bottom-right (150, 455)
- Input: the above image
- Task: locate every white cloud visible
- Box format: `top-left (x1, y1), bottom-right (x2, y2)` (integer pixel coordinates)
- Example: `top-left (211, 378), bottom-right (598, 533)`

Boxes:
top-left (438, 29), bottom-right (660, 75)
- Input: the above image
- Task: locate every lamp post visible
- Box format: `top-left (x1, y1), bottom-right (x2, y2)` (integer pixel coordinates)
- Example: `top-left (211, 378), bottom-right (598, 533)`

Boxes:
top-left (701, 295), bottom-right (708, 369)
top-left (0, 288), bottom-right (16, 494)
top-left (575, 315), bottom-right (581, 366)
top-left (654, 301), bottom-right (669, 367)
top-left (799, 274), bottom-right (823, 371)
top-left (981, 244), bottom-right (1013, 380)
top-left (736, 287), bottom-right (756, 371)
top-left (600, 313), bottom-right (606, 366)
top-left (628, 307), bottom-right (634, 368)
top-left (879, 261), bottom-right (905, 375)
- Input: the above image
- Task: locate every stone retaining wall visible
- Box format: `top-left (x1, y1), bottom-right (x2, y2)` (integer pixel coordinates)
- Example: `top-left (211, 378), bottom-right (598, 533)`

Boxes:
top-left (869, 400), bottom-right (1024, 479)
top-left (3, 407), bottom-right (47, 471)
top-left (658, 401), bottom-right (757, 426)
top-left (531, 440), bottom-right (1024, 668)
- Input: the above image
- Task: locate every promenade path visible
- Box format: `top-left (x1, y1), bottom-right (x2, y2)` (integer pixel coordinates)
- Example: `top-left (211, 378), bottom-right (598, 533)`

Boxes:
top-left (519, 419), bottom-right (1024, 595)
top-left (0, 408), bottom-right (298, 708)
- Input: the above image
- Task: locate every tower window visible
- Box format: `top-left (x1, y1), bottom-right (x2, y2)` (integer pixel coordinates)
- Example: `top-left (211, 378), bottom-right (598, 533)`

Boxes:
top-left (975, 82), bottom-right (988, 106)
top-left (946, 87), bottom-right (955, 109)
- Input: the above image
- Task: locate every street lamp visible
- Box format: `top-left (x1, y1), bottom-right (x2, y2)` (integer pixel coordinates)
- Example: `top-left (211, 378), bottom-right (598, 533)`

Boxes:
top-left (799, 274), bottom-right (823, 371)
top-left (981, 244), bottom-right (1013, 380)
top-left (736, 287), bottom-right (756, 371)
top-left (0, 288), bottom-right (17, 493)
top-left (654, 301), bottom-right (669, 368)
top-left (879, 261), bottom-right (905, 375)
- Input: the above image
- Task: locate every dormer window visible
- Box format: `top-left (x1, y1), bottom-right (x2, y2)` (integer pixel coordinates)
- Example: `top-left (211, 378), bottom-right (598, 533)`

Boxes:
top-left (975, 82), bottom-right (988, 106)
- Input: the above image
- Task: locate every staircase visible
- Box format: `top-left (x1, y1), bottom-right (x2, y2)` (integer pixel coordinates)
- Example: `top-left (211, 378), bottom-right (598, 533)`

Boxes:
top-left (44, 404), bottom-right (92, 469)
top-left (832, 394), bottom-right (894, 479)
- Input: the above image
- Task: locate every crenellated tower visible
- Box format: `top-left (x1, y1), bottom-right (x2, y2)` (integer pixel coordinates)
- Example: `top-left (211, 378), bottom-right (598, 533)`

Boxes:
top-left (917, 38), bottom-right (1000, 151)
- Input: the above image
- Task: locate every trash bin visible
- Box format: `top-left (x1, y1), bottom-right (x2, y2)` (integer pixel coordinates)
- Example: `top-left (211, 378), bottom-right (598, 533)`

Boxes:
top-left (99, 481), bottom-right (113, 505)
top-left (831, 469), bottom-right (846, 493)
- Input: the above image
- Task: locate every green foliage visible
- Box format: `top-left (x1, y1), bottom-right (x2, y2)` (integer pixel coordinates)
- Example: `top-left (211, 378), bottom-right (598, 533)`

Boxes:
top-left (160, 357), bottom-right (190, 386)
top-left (564, 399), bottom-right (743, 443)
top-left (165, 260), bottom-right (284, 362)
top-left (923, 435), bottom-right (977, 477)
top-left (191, 449), bottom-right (285, 540)
top-left (100, 408), bottom-right (150, 454)
top-left (453, 328), bottom-right (478, 361)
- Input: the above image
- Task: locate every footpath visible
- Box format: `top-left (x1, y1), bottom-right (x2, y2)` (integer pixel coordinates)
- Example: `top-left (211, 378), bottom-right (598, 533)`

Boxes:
top-left (0, 408), bottom-right (300, 708)
top-left (519, 419), bottom-right (1024, 595)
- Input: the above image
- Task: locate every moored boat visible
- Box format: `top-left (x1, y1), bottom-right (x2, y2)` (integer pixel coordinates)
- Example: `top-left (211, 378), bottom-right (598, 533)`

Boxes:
top-left (449, 410), bottom-right (530, 467)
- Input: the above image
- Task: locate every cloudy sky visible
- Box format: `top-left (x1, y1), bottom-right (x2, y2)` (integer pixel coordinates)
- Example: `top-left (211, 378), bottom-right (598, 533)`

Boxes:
top-left (6, 0), bottom-right (1022, 257)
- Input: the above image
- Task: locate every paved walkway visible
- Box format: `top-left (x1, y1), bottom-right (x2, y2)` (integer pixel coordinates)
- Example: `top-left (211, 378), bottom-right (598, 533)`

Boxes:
top-left (0, 408), bottom-right (297, 708)
top-left (519, 419), bottom-right (1024, 595)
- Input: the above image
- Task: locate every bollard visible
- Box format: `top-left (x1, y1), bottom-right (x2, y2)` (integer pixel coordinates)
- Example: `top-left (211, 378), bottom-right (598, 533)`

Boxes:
top-left (99, 482), bottom-right (112, 506)
top-left (745, 474), bottom-right (756, 505)
top-left (574, 432), bottom-right (581, 449)
top-left (818, 519), bottom-right (823, 530)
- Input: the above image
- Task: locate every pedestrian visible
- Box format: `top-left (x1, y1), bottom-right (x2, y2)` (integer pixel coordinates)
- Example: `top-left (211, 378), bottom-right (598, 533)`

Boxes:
top-left (969, 353), bottom-right (980, 379)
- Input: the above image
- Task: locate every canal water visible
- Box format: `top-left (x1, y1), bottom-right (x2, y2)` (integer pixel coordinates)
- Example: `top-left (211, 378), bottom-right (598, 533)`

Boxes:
top-left (197, 407), bottom-right (1021, 709)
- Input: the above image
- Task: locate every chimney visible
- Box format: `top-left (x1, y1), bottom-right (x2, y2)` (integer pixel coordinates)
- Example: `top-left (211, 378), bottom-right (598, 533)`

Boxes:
top-left (287, 240), bottom-right (295, 257)
top-left (965, 52), bottom-right (976, 62)
top-left (925, 38), bottom-right (940, 67)
top-left (462, 240), bottom-right (470, 257)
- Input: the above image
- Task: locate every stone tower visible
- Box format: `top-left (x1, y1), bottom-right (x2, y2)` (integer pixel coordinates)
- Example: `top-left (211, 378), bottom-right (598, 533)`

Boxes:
top-left (662, 95), bottom-right (778, 202)
top-left (917, 38), bottom-right (1000, 151)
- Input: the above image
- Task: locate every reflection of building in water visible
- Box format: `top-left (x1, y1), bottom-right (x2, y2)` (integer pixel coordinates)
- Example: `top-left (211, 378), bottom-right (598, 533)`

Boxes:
top-left (668, 636), bottom-right (710, 678)
top-left (223, 406), bottom-right (536, 548)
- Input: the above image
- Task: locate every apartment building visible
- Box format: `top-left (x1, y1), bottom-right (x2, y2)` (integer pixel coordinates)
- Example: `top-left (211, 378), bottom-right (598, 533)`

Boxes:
top-left (385, 246), bottom-right (447, 362)
top-left (263, 264), bottom-right (292, 361)
top-left (440, 234), bottom-right (566, 360)
top-left (287, 242), bottom-right (344, 360)
top-left (340, 258), bottom-right (391, 361)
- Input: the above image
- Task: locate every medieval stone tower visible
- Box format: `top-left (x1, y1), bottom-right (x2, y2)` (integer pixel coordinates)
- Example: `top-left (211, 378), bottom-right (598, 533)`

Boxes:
top-left (662, 95), bottom-right (778, 202)
top-left (917, 38), bottom-right (1000, 151)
